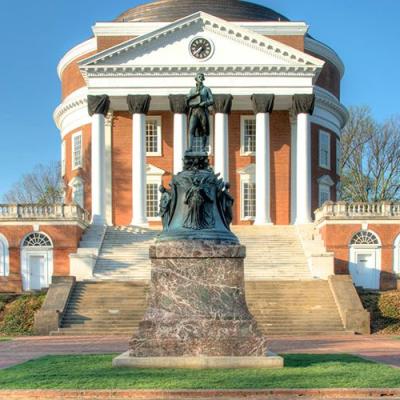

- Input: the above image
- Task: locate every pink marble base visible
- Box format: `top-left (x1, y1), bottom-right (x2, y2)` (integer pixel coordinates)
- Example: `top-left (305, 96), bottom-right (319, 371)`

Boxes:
top-left (129, 240), bottom-right (268, 357)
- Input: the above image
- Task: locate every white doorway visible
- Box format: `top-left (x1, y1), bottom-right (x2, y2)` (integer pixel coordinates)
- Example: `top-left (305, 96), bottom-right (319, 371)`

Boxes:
top-left (349, 230), bottom-right (381, 290)
top-left (21, 233), bottom-right (53, 291)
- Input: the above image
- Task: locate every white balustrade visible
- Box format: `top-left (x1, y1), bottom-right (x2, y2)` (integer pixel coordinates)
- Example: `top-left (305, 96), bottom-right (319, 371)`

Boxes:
top-left (0, 204), bottom-right (89, 222)
top-left (315, 201), bottom-right (400, 221)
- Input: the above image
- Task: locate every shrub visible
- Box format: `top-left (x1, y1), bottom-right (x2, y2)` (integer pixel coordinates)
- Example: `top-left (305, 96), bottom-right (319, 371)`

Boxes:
top-left (0, 293), bottom-right (45, 336)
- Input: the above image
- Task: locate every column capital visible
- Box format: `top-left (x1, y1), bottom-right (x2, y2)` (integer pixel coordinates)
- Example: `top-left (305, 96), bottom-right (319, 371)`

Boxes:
top-left (213, 94), bottom-right (233, 114)
top-left (251, 94), bottom-right (275, 114)
top-left (127, 95), bottom-right (151, 115)
top-left (168, 94), bottom-right (188, 114)
top-left (292, 94), bottom-right (315, 116)
top-left (88, 95), bottom-right (110, 117)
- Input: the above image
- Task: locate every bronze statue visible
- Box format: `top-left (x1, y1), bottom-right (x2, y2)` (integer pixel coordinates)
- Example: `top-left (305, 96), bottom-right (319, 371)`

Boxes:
top-left (219, 182), bottom-right (234, 228)
top-left (183, 177), bottom-right (214, 230)
top-left (159, 185), bottom-right (172, 229)
top-left (186, 72), bottom-right (214, 153)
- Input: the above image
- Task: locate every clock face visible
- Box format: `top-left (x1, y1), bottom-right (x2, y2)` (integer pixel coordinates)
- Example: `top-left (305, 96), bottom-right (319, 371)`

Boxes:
top-left (190, 38), bottom-right (213, 60)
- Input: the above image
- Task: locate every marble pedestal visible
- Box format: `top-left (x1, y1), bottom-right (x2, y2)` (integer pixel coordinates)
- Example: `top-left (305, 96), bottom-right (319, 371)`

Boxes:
top-left (113, 240), bottom-right (283, 369)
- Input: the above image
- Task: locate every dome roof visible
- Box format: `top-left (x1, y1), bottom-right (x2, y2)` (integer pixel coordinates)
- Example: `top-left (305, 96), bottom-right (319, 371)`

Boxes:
top-left (115, 0), bottom-right (289, 23)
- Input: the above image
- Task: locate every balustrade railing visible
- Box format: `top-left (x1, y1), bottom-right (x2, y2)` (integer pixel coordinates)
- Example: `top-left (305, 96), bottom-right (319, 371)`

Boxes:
top-left (315, 201), bottom-right (400, 221)
top-left (0, 204), bottom-right (89, 222)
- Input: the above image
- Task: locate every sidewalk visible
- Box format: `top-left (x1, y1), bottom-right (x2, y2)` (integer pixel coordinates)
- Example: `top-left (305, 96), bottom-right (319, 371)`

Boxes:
top-left (1, 335), bottom-right (400, 369)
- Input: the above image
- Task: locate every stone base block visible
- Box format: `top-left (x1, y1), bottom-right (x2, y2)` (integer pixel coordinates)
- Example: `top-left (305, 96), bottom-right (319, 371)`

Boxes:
top-left (113, 351), bottom-right (284, 369)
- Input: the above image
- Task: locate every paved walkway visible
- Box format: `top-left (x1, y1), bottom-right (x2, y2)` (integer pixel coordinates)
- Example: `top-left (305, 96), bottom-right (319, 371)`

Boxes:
top-left (1, 335), bottom-right (400, 369)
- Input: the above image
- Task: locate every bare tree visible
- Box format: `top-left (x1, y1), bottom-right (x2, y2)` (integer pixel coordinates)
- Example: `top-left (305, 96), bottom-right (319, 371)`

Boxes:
top-left (340, 107), bottom-right (400, 202)
top-left (2, 162), bottom-right (64, 205)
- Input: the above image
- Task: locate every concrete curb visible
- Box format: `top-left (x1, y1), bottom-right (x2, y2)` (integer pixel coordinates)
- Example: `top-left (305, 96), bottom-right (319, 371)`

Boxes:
top-left (1, 389), bottom-right (400, 399)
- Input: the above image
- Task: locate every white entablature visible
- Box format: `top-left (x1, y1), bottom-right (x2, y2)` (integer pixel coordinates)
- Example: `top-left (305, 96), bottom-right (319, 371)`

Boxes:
top-left (79, 12), bottom-right (324, 97)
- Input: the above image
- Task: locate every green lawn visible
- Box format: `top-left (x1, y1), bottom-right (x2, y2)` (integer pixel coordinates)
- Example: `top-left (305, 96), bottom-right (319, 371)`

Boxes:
top-left (0, 354), bottom-right (399, 389)
top-left (0, 337), bottom-right (12, 342)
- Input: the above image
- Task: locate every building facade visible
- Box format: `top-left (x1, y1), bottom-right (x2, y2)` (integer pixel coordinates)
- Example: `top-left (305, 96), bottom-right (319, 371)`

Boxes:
top-left (0, 0), bottom-right (399, 295)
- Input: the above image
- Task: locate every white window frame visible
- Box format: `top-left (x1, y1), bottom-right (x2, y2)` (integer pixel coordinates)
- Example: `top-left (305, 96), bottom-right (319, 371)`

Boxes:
top-left (319, 130), bottom-right (331, 170)
top-left (68, 177), bottom-right (85, 209)
top-left (238, 164), bottom-right (256, 221)
top-left (146, 164), bottom-right (165, 221)
top-left (318, 183), bottom-right (331, 207)
top-left (336, 138), bottom-right (341, 174)
top-left (0, 234), bottom-right (10, 277)
top-left (146, 116), bottom-right (162, 156)
top-left (72, 131), bottom-right (83, 170)
top-left (240, 115), bottom-right (256, 156)
top-left (61, 140), bottom-right (66, 177)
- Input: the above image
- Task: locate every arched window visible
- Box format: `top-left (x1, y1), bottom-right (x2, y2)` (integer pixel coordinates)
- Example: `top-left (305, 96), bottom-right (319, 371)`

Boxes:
top-left (0, 234), bottom-right (9, 277)
top-left (21, 232), bottom-right (53, 291)
top-left (350, 230), bottom-right (380, 246)
top-left (22, 232), bottom-right (52, 248)
top-left (349, 230), bottom-right (381, 290)
top-left (394, 234), bottom-right (400, 275)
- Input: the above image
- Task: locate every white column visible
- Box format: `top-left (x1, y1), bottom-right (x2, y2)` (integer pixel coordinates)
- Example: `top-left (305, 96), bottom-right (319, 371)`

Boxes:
top-left (293, 94), bottom-right (315, 225)
top-left (91, 114), bottom-right (106, 225)
top-left (88, 94), bottom-right (110, 225)
top-left (290, 114), bottom-right (297, 224)
top-left (251, 94), bottom-right (274, 225)
top-left (105, 112), bottom-right (113, 226)
top-left (254, 112), bottom-right (272, 225)
top-left (173, 113), bottom-right (187, 174)
top-left (214, 113), bottom-right (229, 181)
top-left (295, 113), bottom-right (312, 224)
top-left (131, 113), bottom-right (147, 226)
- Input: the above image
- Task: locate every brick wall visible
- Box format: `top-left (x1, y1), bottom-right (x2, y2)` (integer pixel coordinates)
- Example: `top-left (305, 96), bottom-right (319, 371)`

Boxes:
top-left (319, 223), bottom-right (400, 290)
top-left (62, 124), bottom-right (92, 215)
top-left (0, 225), bottom-right (84, 293)
top-left (311, 123), bottom-right (340, 214)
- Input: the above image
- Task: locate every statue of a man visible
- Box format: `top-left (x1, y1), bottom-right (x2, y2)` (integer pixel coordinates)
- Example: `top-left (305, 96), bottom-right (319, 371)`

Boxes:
top-left (186, 73), bottom-right (214, 153)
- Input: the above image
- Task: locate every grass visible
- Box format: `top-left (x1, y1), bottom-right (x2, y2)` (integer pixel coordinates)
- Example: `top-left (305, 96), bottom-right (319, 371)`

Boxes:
top-left (0, 337), bottom-right (12, 342)
top-left (0, 354), bottom-right (399, 389)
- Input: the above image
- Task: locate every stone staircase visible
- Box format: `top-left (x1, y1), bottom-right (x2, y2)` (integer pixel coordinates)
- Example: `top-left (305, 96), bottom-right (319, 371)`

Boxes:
top-left (92, 226), bottom-right (158, 281)
top-left (245, 280), bottom-right (346, 336)
top-left (54, 224), bottom-right (352, 335)
top-left (233, 226), bottom-right (313, 280)
top-left (52, 281), bottom-right (148, 336)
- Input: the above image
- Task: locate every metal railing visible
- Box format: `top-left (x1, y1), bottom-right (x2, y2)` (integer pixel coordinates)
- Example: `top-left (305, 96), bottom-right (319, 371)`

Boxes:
top-left (0, 204), bottom-right (89, 222)
top-left (315, 201), bottom-right (400, 221)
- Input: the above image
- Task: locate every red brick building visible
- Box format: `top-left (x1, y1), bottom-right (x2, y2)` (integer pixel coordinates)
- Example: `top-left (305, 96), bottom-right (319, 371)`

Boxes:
top-left (0, 0), bottom-right (399, 296)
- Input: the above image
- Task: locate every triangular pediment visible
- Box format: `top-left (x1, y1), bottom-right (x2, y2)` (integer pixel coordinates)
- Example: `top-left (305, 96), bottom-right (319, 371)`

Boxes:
top-left (80, 12), bottom-right (324, 77)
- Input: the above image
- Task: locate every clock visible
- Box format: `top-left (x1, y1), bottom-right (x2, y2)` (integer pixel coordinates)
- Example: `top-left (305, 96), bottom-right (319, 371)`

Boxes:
top-left (189, 37), bottom-right (214, 60)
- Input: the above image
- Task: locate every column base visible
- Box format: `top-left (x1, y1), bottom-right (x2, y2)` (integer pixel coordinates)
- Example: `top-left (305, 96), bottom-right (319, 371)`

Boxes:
top-left (129, 220), bottom-right (149, 228)
top-left (91, 215), bottom-right (106, 226)
top-left (294, 218), bottom-right (313, 225)
top-left (254, 219), bottom-right (274, 226)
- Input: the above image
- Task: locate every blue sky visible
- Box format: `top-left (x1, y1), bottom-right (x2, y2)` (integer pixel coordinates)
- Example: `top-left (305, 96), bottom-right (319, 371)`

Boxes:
top-left (0, 0), bottom-right (399, 199)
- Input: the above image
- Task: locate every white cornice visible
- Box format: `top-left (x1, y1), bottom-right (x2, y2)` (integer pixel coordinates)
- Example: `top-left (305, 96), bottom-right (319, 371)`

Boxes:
top-left (314, 86), bottom-right (349, 131)
top-left (81, 12), bottom-right (323, 69)
top-left (82, 64), bottom-right (320, 79)
top-left (57, 38), bottom-right (97, 80)
top-left (92, 21), bottom-right (309, 37)
top-left (305, 36), bottom-right (344, 79)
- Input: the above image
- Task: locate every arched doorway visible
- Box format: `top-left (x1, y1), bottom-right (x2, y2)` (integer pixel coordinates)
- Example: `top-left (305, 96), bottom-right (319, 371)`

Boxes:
top-left (0, 234), bottom-right (9, 277)
top-left (21, 232), bottom-right (53, 291)
top-left (394, 234), bottom-right (400, 276)
top-left (349, 230), bottom-right (381, 290)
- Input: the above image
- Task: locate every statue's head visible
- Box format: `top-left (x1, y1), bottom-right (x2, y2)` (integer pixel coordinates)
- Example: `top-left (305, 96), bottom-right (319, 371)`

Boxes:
top-left (225, 182), bottom-right (231, 190)
top-left (195, 72), bottom-right (205, 83)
